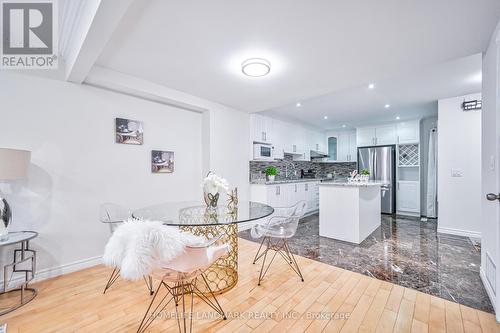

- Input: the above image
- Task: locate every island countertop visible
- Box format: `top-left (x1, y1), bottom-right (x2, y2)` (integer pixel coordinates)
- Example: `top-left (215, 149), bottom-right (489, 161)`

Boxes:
top-left (319, 180), bottom-right (386, 187)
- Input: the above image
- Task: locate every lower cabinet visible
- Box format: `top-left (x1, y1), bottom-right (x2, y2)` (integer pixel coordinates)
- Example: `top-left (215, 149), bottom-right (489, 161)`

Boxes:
top-left (396, 181), bottom-right (420, 215)
top-left (250, 181), bottom-right (320, 215)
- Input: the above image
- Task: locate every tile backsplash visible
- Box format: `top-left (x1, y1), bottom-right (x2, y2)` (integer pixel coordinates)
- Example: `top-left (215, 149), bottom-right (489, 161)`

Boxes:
top-left (250, 155), bottom-right (356, 181)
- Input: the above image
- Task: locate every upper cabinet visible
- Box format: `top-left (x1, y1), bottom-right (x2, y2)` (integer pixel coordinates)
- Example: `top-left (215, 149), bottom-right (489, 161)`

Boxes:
top-left (249, 115), bottom-right (326, 161)
top-left (326, 130), bottom-right (357, 162)
top-left (310, 131), bottom-right (327, 153)
top-left (396, 120), bottom-right (420, 144)
top-left (356, 127), bottom-right (376, 147)
top-left (250, 114), bottom-right (273, 144)
top-left (356, 124), bottom-right (397, 147)
top-left (375, 125), bottom-right (397, 145)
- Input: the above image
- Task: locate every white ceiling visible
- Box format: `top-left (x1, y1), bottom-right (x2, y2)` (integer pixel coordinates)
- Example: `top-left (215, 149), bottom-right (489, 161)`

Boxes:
top-left (97, 0), bottom-right (499, 115)
top-left (264, 53), bottom-right (482, 129)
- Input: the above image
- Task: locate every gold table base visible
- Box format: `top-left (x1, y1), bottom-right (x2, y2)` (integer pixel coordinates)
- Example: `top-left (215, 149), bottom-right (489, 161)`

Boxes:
top-left (181, 223), bottom-right (238, 295)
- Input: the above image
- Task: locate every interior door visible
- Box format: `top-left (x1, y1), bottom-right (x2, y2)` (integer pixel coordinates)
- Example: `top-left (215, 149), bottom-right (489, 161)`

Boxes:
top-left (482, 30), bottom-right (500, 322)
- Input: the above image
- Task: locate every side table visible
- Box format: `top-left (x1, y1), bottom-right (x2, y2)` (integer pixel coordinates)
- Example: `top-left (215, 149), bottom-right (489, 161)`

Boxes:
top-left (0, 231), bottom-right (38, 316)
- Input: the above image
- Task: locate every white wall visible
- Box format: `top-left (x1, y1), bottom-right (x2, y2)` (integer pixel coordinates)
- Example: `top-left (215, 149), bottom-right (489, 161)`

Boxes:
top-left (437, 93), bottom-right (481, 238)
top-left (86, 66), bottom-right (250, 201)
top-left (0, 70), bottom-right (203, 278)
top-left (481, 19), bottom-right (500, 315)
top-left (208, 107), bottom-right (250, 202)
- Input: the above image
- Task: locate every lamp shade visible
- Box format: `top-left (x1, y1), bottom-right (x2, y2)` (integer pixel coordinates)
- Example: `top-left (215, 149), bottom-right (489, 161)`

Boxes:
top-left (0, 148), bottom-right (31, 180)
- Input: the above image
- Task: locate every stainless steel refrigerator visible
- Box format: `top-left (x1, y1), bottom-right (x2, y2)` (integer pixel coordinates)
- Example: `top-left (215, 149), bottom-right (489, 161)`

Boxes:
top-left (358, 145), bottom-right (396, 214)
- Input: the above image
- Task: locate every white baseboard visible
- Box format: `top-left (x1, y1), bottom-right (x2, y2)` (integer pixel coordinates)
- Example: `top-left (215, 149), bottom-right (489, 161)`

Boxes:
top-left (437, 226), bottom-right (481, 239)
top-left (3, 255), bottom-right (102, 287)
top-left (480, 267), bottom-right (497, 314)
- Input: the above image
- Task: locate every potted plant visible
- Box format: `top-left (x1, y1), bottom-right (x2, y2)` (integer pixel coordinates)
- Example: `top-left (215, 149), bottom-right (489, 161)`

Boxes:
top-left (360, 168), bottom-right (370, 182)
top-left (265, 166), bottom-right (278, 182)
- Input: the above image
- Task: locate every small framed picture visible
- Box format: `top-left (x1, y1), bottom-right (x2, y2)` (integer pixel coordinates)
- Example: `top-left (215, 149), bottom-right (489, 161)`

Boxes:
top-left (151, 150), bottom-right (174, 173)
top-left (115, 118), bottom-right (144, 145)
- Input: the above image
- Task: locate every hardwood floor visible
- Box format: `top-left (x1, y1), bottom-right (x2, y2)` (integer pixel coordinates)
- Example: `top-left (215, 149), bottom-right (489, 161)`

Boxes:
top-left (2, 238), bottom-right (499, 333)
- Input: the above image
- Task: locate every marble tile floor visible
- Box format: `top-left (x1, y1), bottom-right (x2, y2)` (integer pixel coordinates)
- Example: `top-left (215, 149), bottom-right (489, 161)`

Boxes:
top-left (239, 213), bottom-right (494, 313)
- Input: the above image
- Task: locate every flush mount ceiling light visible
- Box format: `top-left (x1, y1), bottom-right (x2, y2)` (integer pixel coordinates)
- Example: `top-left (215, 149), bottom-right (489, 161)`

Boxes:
top-left (241, 58), bottom-right (271, 77)
top-left (323, 116), bottom-right (328, 120)
top-left (385, 104), bottom-right (391, 109)
top-left (342, 124), bottom-right (347, 128)
top-left (368, 83), bottom-right (375, 89)
top-left (296, 102), bottom-right (302, 107)
top-left (396, 116), bottom-right (401, 120)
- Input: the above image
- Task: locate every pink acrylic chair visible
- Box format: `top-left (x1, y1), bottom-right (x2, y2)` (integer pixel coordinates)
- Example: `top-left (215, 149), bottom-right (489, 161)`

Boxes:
top-left (137, 236), bottom-right (228, 333)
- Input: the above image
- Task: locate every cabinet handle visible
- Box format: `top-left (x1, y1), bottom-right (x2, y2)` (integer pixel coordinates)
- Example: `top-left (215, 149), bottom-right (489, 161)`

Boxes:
top-left (295, 184), bottom-right (297, 192)
top-left (262, 132), bottom-right (265, 141)
top-left (293, 144), bottom-right (296, 152)
top-left (316, 144), bottom-right (319, 150)
top-left (276, 186), bottom-right (280, 195)
top-left (305, 184), bottom-right (308, 191)
top-left (397, 135), bottom-right (400, 144)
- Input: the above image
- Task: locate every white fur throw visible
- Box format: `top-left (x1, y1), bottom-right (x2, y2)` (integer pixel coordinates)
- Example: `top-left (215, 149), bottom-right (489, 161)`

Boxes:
top-left (103, 219), bottom-right (205, 280)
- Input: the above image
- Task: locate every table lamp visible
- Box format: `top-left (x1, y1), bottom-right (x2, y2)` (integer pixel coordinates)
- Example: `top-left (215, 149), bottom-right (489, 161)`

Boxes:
top-left (0, 148), bottom-right (31, 241)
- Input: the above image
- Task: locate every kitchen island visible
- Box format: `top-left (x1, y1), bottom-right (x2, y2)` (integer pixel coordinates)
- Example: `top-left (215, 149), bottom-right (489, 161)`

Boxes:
top-left (319, 181), bottom-right (382, 244)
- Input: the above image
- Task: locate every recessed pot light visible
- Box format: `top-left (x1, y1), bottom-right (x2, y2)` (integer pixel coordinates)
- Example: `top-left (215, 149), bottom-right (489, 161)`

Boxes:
top-left (323, 116), bottom-right (328, 120)
top-left (296, 102), bottom-right (302, 107)
top-left (396, 116), bottom-right (400, 120)
top-left (241, 58), bottom-right (271, 77)
top-left (368, 83), bottom-right (375, 89)
top-left (385, 104), bottom-right (391, 108)
top-left (342, 124), bottom-right (347, 128)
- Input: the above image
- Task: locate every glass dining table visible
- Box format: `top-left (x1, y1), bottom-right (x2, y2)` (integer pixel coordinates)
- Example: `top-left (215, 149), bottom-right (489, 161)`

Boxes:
top-left (133, 201), bottom-right (274, 294)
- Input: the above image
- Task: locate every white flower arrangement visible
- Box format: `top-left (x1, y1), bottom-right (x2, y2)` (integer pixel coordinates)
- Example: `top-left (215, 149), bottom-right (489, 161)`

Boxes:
top-left (202, 173), bottom-right (229, 195)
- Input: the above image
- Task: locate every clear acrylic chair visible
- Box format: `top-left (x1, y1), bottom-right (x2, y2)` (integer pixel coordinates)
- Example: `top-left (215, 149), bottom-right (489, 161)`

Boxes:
top-left (99, 203), bottom-right (154, 295)
top-left (251, 200), bottom-right (307, 286)
top-left (137, 236), bottom-right (228, 333)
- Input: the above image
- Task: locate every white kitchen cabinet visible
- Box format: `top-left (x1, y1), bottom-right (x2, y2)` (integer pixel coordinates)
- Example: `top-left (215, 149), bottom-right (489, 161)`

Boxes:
top-left (251, 114), bottom-right (273, 144)
top-left (356, 125), bottom-right (396, 146)
top-left (328, 130), bottom-right (357, 162)
top-left (348, 131), bottom-right (357, 162)
top-left (271, 119), bottom-right (285, 159)
top-left (397, 120), bottom-right (420, 144)
top-left (310, 131), bottom-right (327, 153)
top-left (250, 181), bottom-right (320, 220)
top-left (396, 181), bottom-right (420, 214)
top-left (375, 125), bottom-right (397, 145)
top-left (356, 127), bottom-right (376, 147)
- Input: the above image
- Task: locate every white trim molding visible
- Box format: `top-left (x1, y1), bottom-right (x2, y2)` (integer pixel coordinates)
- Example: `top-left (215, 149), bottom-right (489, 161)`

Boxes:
top-left (437, 226), bottom-right (481, 239)
top-left (481, 267), bottom-right (497, 312)
top-left (2, 255), bottom-right (102, 287)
